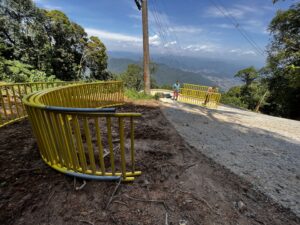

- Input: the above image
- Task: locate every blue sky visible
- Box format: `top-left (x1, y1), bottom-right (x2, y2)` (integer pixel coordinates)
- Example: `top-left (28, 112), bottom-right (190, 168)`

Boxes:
top-left (33, 0), bottom-right (293, 64)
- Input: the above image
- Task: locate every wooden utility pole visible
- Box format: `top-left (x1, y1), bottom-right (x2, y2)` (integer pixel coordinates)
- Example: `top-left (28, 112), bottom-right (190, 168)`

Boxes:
top-left (134, 0), bottom-right (150, 94)
top-left (142, 0), bottom-right (151, 94)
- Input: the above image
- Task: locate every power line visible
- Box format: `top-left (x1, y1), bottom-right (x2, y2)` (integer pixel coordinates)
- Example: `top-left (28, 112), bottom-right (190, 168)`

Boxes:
top-left (149, 1), bottom-right (184, 68)
top-left (208, 0), bottom-right (265, 56)
top-left (215, 0), bottom-right (265, 55)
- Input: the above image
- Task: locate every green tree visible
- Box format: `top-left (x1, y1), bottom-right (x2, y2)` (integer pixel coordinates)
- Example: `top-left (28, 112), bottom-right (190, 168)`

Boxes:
top-left (264, 3), bottom-right (300, 118)
top-left (43, 10), bottom-right (87, 80)
top-left (221, 86), bottom-right (248, 108)
top-left (120, 64), bottom-right (157, 91)
top-left (84, 36), bottom-right (109, 80)
top-left (0, 1), bottom-right (108, 82)
top-left (235, 66), bottom-right (258, 87)
top-left (234, 67), bottom-right (262, 109)
top-left (120, 64), bottom-right (143, 91)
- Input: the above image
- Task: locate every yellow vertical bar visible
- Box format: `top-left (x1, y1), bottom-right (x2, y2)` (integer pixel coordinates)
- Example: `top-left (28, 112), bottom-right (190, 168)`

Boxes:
top-left (95, 117), bottom-right (106, 175)
top-left (24, 84), bottom-right (28, 95)
top-left (41, 110), bottom-right (61, 164)
top-left (49, 112), bottom-right (64, 164)
top-left (62, 114), bottom-right (79, 169)
top-left (119, 117), bottom-right (126, 179)
top-left (5, 87), bottom-right (14, 119)
top-left (58, 114), bottom-right (76, 169)
top-left (35, 109), bottom-right (53, 164)
top-left (0, 107), bottom-right (3, 125)
top-left (54, 114), bottom-right (71, 169)
top-left (0, 88), bottom-right (8, 119)
top-left (26, 107), bottom-right (46, 159)
top-left (29, 84), bottom-right (33, 93)
top-left (130, 117), bottom-right (135, 173)
top-left (106, 117), bottom-right (115, 175)
top-left (11, 86), bottom-right (20, 118)
top-left (72, 116), bottom-right (87, 172)
top-left (83, 117), bottom-right (96, 173)
top-left (17, 84), bottom-right (26, 116)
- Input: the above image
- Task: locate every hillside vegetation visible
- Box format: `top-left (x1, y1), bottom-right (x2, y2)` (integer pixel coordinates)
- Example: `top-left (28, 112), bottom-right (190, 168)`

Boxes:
top-left (221, 2), bottom-right (300, 119)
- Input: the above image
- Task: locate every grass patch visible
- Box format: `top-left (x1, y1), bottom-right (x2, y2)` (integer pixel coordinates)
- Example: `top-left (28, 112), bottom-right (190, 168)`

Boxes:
top-left (125, 89), bottom-right (155, 100)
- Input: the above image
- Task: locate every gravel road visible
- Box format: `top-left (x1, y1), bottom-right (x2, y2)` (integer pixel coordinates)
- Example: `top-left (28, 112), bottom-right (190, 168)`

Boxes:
top-left (160, 99), bottom-right (300, 217)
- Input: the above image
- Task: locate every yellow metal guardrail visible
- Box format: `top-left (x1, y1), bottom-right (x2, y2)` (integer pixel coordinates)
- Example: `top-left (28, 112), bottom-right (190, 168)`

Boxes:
top-left (183, 83), bottom-right (219, 93)
top-left (179, 83), bottom-right (221, 108)
top-left (23, 81), bottom-right (141, 182)
top-left (0, 82), bottom-right (73, 127)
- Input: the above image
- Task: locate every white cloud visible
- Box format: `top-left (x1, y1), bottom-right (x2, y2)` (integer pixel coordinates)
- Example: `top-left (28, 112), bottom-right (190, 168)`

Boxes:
top-left (85, 28), bottom-right (141, 43)
top-left (168, 26), bottom-right (202, 34)
top-left (164, 41), bottom-right (177, 48)
top-left (149, 34), bottom-right (161, 46)
top-left (229, 49), bottom-right (257, 56)
top-left (205, 6), bottom-right (245, 19)
top-left (85, 28), bottom-right (163, 50)
top-left (241, 50), bottom-right (256, 56)
top-left (214, 23), bottom-right (234, 29)
top-left (183, 44), bottom-right (217, 53)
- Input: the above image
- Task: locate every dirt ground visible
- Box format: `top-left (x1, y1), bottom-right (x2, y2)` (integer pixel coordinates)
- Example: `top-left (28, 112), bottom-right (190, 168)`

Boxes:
top-left (0, 101), bottom-right (299, 225)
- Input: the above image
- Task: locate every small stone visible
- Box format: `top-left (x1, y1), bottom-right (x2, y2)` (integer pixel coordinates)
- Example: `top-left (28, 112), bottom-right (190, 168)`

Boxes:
top-left (179, 220), bottom-right (187, 225)
top-left (236, 200), bottom-right (246, 212)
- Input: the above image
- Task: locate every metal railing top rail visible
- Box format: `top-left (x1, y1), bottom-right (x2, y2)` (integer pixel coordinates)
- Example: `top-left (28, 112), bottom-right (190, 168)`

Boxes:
top-left (0, 81), bottom-right (68, 87)
top-left (40, 81), bottom-right (123, 109)
top-left (180, 88), bottom-right (221, 96)
top-left (183, 83), bottom-right (219, 93)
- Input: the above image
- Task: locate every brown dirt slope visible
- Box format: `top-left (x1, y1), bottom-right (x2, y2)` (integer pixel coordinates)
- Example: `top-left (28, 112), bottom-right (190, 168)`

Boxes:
top-left (0, 102), bottom-right (299, 225)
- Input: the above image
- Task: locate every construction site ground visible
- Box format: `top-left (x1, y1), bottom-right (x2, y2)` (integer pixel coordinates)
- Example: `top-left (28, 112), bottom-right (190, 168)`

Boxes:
top-left (0, 100), bottom-right (299, 225)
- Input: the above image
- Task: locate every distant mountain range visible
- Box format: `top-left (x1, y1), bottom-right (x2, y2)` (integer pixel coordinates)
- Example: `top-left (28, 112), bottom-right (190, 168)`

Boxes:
top-left (108, 58), bottom-right (216, 88)
top-left (107, 51), bottom-right (261, 90)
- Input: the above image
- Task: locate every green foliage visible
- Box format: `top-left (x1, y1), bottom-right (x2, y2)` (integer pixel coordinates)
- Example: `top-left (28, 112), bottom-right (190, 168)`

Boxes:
top-left (222, 69), bottom-right (269, 111)
top-left (120, 64), bottom-right (143, 91)
top-left (235, 66), bottom-right (258, 87)
top-left (0, 0), bottom-right (109, 82)
top-left (264, 3), bottom-right (300, 118)
top-left (119, 64), bottom-right (157, 91)
top-left (84, 36), bottom-right (109, 80)
top-left (0, 59), bottom-right (57, 82)
top-left (221, 86), bottom-right (248, 108)
top-left (125, 89), bottom-right (154, 100)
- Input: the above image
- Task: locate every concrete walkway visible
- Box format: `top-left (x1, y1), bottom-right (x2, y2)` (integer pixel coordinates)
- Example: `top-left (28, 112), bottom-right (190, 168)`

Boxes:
top-left (160, 99), bottom-right (300, 216)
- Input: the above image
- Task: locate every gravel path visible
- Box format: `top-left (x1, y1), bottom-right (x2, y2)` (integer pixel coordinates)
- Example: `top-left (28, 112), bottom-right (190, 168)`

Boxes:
top-left (160, 99), bottom-right (300, 217)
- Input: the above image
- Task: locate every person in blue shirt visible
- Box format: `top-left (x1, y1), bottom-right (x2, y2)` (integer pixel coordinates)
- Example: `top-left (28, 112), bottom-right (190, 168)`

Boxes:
top-left (172, 80), bottom-right (180, 100)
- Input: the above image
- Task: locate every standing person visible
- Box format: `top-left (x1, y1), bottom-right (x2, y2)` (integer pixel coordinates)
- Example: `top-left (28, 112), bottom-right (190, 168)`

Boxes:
top-left (172, 80), bottom-right (180, 100)
top-left (204, 86), bottom-right (213, 105)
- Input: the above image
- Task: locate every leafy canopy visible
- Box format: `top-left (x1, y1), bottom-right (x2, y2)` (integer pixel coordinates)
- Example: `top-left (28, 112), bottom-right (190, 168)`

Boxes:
top-left (0, 0), bottom-right (109, 82)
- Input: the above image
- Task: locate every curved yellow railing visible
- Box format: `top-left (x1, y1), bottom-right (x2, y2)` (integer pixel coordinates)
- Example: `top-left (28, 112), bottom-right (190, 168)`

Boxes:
top-left (0, 82), bottom-right (74, 127)
top-left (23, 81), bottom-right (141, 182)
